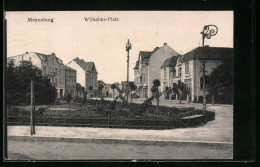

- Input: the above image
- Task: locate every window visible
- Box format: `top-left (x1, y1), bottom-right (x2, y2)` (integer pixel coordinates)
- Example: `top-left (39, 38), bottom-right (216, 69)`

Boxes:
top-left (60, 78), bottom-right (62, 84)
top-left (55, 68), bottom-right (58, 73)
top-left (55, 78), bottom-right (57, 83)
top-left (140, 76), bottom-right (143, 83)
top-left (49, 67), bottom-right (52, 73)
top-left (200, 61), bottom-right (206, 72)
top-left (43, 66), bottom-right (47, 73)
top-left (143, 76), bottom-right (146, 83)
top-left (200, 75), bottom-right (210, 89)
top-left (178, 67), bottom-right (182, 76)
top-left (163, 68), bottom-right (167, 78)
top-left (59, 68), bottom-right (61, 74)
top-left (185, 62), bottom-right (189, 74)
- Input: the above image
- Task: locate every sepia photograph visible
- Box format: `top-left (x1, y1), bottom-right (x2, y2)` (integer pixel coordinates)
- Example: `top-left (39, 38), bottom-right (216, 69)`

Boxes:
top-left (4, 11), bottom-right (234, 160)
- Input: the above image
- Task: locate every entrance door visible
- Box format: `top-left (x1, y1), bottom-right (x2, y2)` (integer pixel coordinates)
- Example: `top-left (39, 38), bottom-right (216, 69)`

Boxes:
top-left (60, 89), bottom-right (63, 97)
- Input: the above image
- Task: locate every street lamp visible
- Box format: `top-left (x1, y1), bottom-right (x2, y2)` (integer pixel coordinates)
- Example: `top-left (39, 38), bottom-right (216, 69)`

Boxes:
top-left (126, 39), bottom-right (132, 103)
top-left (200, 25), bottom-right (218, 109)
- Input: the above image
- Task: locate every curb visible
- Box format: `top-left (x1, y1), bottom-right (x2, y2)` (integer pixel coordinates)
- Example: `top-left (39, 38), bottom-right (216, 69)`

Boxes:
top-left (8, 136), bottom-right (233, 148)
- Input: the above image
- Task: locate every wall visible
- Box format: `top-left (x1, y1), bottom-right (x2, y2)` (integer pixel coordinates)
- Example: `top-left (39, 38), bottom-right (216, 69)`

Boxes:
top-left (148, 45), bottom-right (179, 97)
top-left (65, 70), bottom-right (77, 96)
top-left (67, 60), bottom-right (85, 88)
top-left (185, 59), bottom-right (223, 101)
top-left (7, 53), bottom-right (42, 68)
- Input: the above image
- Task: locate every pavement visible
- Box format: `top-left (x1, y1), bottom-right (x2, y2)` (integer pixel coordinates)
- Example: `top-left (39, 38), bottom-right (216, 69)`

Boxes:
top-left (8, 99), bottom-right (233, 147)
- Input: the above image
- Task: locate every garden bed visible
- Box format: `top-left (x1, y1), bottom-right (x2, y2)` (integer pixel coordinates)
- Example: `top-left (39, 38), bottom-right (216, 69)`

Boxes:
top-left (7, 99), bottom-right (215, 129)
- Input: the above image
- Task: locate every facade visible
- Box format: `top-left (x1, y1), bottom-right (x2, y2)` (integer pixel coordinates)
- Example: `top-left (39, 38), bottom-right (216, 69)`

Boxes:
top-left (134, 43), bottom-right (180, 98)
top-left (67, 57), bottom-right (98, 97)
top-left (7, 52), bottom-right (74, 97)
top-left (170, 46), bottom-right (233, 102)
top-left (97, 80), bottom-right (109, 97)
top-left (120, 81), bottom-right (135, 92)
top-left (160, 55), bottom-right (180, 92)
top-left (63, 65), bottom-right (77, 96)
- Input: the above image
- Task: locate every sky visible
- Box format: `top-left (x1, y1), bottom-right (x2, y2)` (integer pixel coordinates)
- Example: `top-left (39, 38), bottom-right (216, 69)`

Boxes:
top-left (5, 11), bottom-right (233, 84)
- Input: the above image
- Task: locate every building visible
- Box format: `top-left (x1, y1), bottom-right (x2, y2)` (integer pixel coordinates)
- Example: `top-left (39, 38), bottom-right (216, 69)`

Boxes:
top-left (160, 55), bottom-right (180, 92)
top-left (120, 81), bottom-right (135, 92)
top-left (97, 80), bottom-right (109, 97)
top-left (63, 65), bottom-right (77, 96)
top-left (7, 52), bottom-right (76, 97)
top-left (133, 43), bottom-right (180, 98)
top-left (170, 46), bottom-right (233, 102)
top-left (67, 57), bottom-right (98, 97)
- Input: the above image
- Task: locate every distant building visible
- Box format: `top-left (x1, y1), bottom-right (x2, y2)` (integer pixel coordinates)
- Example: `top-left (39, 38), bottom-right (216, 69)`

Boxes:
top-left (7, 52), bottom-right (76, 98)
top-left (67, 57), bottom-right (98, 97)
top-left (133, 43), bottom-right (180, 98)
top-left (63, 65), bottom-right (77, 96)
top-left (97, 80), bottom-right (109, 97)
top-left (160, 55), bottom-right (180, 92)
top-left (120, 81), bottom-right (135, 92)
top-left (170, 46), bottom-right (233, 102)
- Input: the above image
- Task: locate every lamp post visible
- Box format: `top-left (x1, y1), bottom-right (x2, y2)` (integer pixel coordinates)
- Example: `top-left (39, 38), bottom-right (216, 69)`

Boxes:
top-left (200, 25), bottom-right (218, 109)
top-left (126, 39), bottom-right (132, 103)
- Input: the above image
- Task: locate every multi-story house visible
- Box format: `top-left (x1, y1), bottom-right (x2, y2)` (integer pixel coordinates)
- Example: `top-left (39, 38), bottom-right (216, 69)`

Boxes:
top-left (170, 46), bottom-right (233, 102)
top-left (63, 65), bottom-right (77, 96)
top-left (7, 52), bottom-right (76, 98)
top-left (160, 55), bottom-right (180, 92)
top-left (67, 57), bottom-right (98, 97)
top-left (133, 43), bottom-right (180, 98)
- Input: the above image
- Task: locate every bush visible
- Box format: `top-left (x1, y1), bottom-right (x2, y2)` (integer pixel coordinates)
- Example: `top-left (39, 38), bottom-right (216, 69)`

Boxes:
top-left (8, 106), bottom-right (29, 116)
top-left (36, 107), bottom-right (46, 116)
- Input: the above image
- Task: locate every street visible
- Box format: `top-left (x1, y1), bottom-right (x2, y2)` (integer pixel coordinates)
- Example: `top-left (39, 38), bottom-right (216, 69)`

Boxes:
top-left (8, 140), bottom-right (232, 160)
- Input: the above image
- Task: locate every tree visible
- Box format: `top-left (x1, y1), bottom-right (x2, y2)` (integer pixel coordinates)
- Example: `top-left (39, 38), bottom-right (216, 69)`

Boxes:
top-left (65, 91), bottom-right (72, 110)
top-left (209, 58), bottom-right (233, 104)
top-left (151, 79), bottom-right (160, 107)
top-left (129, 82), bottom-right (137, 103)
top-left (172, 80), bottom-right (186, 103)
top-left (111, 84), bottom-right (116, 100)
top-left (6, 61), bottom-right (57, 107)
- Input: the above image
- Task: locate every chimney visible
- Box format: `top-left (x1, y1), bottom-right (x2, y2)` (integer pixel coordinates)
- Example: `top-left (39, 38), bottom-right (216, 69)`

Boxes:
top-left (164, 43), bottom-right (167, 45)
top-left (154, 47), bottom-right (159, 51)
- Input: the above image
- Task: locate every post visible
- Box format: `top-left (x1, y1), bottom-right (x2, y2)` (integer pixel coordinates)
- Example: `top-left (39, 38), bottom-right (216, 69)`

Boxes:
top-left (4, 18), bottom-right (8, 159)
top-left (202, 61), bottom-right (206, 109)
top-left (126, 39), bottom-right (132, 103)
top-left (200, 25), bottom-right (218, 109)
top-left (30, 79), bottom-right (35, 135)
top-left (212, 93), bottom-right (215, 105)
top-left (127, 51), bottom-right (129, 102)
top-left (202, 31), bottom-right (206, 109)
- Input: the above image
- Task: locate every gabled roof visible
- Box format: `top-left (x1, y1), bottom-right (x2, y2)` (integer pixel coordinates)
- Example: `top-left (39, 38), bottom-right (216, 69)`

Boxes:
top-left (34, 52), bottom-right (51, 62)
top-left (133, 61), bottom-right (139, 69)
top-left (161, 55), bottom-right (180, 68)
top-left (10, 52), bottom-right (64, 64)
top-left (139, 51), bottom-right (153, 64)
top-left (181, 47), bottom-right (233, 63)
top-left (62, 65), bottom-right (76, 71)
top-left (73, 57), bottom-right (98, 73)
